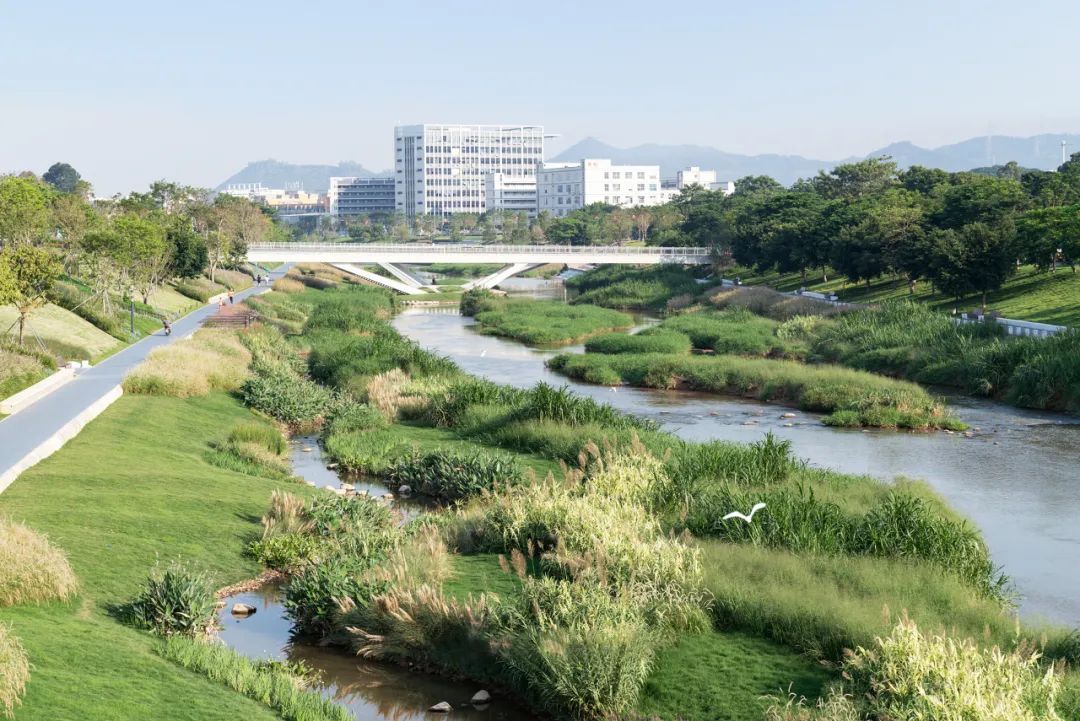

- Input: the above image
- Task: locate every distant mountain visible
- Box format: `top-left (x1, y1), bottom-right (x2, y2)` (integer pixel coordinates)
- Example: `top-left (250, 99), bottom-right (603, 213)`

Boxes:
top-left (216, 159), bottom-right (389, 194)
top-left (552, 133), bottom-right (1080, 186)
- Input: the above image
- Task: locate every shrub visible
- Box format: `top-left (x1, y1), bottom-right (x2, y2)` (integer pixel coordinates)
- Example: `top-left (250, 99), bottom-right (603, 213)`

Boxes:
top-left (0, 623), bottom-right (29, 720)
top-left (386, 448), bottom-right (525, 500)
top-left (460, 288), bottom-right (499, 316)
top-left (0, 519), bottom-right (78, 606)
top-left (709, 285), bottom-right (840, 320)
top-left (260, 490), bottom-right (312, 539)
top-left (227, 422), bottom-right (287, 455)
top-left (284, 554), bottom-right (389, 638)
top-left (123, 561), bottom-right (216, 637)
top-left (567, 265), bottom-right (703, 310)
top-left (659, 309), bottom-right (796, 357)
top-left (157, 636), bottom-right (351, 721)
top-left (174, 277), bottom-right (226, 302)
top-left (123, 330), bottom-right (251, 397)
top-left (249, 533), bottom-right (324, 571)
top-left (767, 619), bottom-right (1066, 721)
top-left (323, 399), bottom-right (387, 436)
top-left (240, 359), bottom-right (334, 426)
top-left (271, 277), bottom-right (306, 294)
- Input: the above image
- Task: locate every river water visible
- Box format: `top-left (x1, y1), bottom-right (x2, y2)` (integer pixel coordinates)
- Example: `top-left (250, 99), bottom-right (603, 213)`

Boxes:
top-left (391, 306), bottom-right (1080, 627)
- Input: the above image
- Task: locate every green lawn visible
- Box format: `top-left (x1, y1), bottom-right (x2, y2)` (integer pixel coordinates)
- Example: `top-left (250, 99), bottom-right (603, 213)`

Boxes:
top-left (732, 265), bottom-right (1080, 327)
top-left (637, 631), bottom-right (829, 721)
top-left (0, 304), bottom-right (122, 361)
top-left (0, 392), bottom-right (313, 720)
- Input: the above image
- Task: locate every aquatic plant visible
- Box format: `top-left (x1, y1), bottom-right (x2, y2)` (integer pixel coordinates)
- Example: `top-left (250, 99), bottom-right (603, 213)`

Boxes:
top-left (123, 561), bottom-right (216, 637)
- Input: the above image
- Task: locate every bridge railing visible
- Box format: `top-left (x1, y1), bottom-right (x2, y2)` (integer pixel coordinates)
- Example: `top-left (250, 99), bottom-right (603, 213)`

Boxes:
top-left (247, 242), bottom-right (712, 257)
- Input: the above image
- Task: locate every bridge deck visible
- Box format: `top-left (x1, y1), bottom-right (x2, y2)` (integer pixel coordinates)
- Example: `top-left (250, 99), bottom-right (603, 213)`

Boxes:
top-left (248, 243), bottom-right (712, 265)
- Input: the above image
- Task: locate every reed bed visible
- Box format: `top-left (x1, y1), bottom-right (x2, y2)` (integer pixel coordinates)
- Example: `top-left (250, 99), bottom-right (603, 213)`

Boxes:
top-left (548, 351), bottom-right (963, 429)
top-left (584, 330), bottom-right (693, 355)
top-left (567, 265), bottom-right (705, 310)
top-left (123, 330), bottom-right (251, 397)
top-left (471, 299), bottom-right (634, 345)
top-left (271, 277), bottom-right (306, 294)
top-left (0, 519), bottom-right (78, 607)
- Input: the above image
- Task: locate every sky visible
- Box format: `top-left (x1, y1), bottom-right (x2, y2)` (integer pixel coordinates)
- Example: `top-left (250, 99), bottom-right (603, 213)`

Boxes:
top-left (2, 0), bottom-right (1079, 195)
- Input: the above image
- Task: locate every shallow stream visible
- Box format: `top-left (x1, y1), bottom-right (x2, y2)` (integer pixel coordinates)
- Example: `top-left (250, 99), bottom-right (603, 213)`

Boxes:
top-left (392, 307), bottom-right (1080, 627)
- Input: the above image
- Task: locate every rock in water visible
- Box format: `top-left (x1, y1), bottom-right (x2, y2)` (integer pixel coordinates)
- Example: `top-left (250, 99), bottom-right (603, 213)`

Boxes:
top-left (231, 603), bottom-right (256, 616)
top-left (471, 690), bottom-right (491, 704)
top-left (429, 701), bottom-right (452, 712)
top-left (398, 484), bottom-right (412, 495)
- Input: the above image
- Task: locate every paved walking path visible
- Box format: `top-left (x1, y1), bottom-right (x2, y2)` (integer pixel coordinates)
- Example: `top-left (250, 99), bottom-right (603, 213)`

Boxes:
top-left (0, 267), bottom-right (288, 493)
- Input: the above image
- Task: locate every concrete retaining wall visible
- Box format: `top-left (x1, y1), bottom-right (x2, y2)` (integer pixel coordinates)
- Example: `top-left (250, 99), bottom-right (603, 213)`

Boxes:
top-left (0, 367), bottom-right (76, 416)
top-left (0, 385), bottom-right (123, 494)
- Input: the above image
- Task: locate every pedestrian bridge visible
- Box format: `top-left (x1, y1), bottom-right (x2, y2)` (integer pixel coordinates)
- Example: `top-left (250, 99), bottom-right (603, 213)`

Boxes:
top-left (247, 243), bottom-right (712, 295)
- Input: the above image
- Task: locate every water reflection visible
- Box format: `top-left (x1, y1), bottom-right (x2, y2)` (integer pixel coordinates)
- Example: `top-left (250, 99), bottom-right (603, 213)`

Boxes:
top-left (219, 587), bottom-right (537, 721)
top-left (393, 309), bottom-right (1080, 626)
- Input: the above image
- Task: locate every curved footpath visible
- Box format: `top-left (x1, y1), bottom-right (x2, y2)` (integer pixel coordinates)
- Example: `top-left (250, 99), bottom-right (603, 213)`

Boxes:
top-left (0, 265), bottom-right (289, 493)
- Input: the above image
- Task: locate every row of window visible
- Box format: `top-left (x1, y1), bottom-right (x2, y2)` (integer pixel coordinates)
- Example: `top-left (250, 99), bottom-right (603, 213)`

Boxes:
top-left (603, 171), bottom-right (653, 180)
top-left (422, 145), bottom-right (542, 154)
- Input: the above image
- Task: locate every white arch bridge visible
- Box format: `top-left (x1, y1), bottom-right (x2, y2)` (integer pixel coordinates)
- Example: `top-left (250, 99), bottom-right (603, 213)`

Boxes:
top-left (246, 243), bottom-right (713, 295)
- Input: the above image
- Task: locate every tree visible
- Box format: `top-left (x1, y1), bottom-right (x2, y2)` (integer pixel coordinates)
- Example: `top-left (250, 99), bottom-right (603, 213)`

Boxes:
top-left (209, 196), bottom-right (270, 279)
top-left (42, 163), bottom-right (82, 194)
top-left (629, 208), bottom-right (653, 243)
top-left (0, 176), bottom-right (52, 247)
top-left (0, 244), bottom-right (61, 345)
top-left (115, 215), bottom-right (170, 304)
top-left (949, 222), bottom-right (1018, 311)
top-left (1015, 205), bottom-right (1080, 272)
top-left (813, 157), bottom-right (899, 201)
top-left (934, 174), bottom-right (1027, 229)
top-left (167, 219), bottom-right (208, 278)
top-left (51, 192), bottom-right (98, 272)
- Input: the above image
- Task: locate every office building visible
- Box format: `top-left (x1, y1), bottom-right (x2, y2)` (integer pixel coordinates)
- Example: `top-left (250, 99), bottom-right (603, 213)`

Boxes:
top-left (536, 159), bottom-right (662, 217)
top-left (394, 124), bottom-right (545, 217)
top-left (484, 173), bottom-right (537, 217)
top-left (676, 167), bottom-right (735, 195)
top-left (328, 176), bottom-right (396, 217)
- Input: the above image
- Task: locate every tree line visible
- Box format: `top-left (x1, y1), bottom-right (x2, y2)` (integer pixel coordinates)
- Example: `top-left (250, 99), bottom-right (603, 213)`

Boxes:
top-left (0, 163), bottom-right (276, 344)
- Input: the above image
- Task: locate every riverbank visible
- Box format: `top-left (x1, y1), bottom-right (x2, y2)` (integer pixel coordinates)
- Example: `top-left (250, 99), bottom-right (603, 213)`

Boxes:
top-left (462, 290), bottom-right (634, 345)
top-left (232, 283), bottom-right (1077, 719)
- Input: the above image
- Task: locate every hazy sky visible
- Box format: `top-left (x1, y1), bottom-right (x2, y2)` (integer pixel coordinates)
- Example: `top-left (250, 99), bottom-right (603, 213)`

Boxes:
top-left (3, 0), bottom-right (1079, 195)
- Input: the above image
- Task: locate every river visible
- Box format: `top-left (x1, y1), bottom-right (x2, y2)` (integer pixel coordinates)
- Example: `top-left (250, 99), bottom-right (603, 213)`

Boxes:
top-left (391, 306), bottom-right (1080, 627)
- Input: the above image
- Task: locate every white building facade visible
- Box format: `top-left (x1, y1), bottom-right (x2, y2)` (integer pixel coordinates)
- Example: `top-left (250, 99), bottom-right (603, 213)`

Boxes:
top-left (484, 173), bottom-right (537, 217)
top-left (537, 159), bottom-right (662, 218)
top-left (394, 124), bottom-right (545, 217)
top-left (676, 166), bottom-right (735, 195)
top-left (328, 177), bottom-right (396, 217)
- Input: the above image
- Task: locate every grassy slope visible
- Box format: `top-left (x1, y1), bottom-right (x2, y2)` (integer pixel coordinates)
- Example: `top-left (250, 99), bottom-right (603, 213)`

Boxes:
top-left (0, 304), bottom-right (122, 361)
top-left (734, 265), bottom-right (1080, 327)
top-left (0, 392), bottom-right (309, 720)
top-left (147, 285), bottom-right (201, 315)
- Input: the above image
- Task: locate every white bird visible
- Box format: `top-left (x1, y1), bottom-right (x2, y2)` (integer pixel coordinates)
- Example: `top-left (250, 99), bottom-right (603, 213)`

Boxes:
top-left (480, 350), bottom-right (487, 357)
top-left (609, 386), bottom-right (617, 392)
top-left (722, 502), bottom-right (767, 523)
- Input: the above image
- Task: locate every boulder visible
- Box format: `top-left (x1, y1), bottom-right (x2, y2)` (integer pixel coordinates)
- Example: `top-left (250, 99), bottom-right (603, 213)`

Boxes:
top-left (741, 420), bottom-right (758, 426)
top-left (780, 412), bottom-right (797, 418)
top-left (230, 603), bottom-right (256, 616)
top-left (429, 701), bottom-right (452, 713)
top-left (326, 462), bottom-right (339, 470)
top-left (381, 493), bottom-right (394, 500)
top-left (340, 483), bottom-right (354, 492)
top-left (302, 446), bottom-right (314, 453)
top-left (470, 690), bottom-right (491, 704)
top-left (398, 484), bottom-right (412, 495)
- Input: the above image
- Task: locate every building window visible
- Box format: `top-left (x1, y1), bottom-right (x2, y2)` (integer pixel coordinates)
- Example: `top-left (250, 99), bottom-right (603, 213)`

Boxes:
top-left (637, 184), bottom-right (645, 191)
top-left (604, 172), bottom-right (609, 179)
top-left (604, 184), bottom-right (609, 191)
top-left (638, 172), bottom-right (645, 179)
top-left (613, 184), bottom-right (621, 191)
top-left (649, 184), bottom-right (657, 191)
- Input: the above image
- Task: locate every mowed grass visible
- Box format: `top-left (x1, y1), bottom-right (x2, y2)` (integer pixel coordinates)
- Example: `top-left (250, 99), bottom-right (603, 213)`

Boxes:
top-left (0, 392), bottom-right (312, 720)
top-left (0, 304), bottom-right (122, 361)
top-left (636, 631), bottom-right (829, 721)
top-left (734, 264), bottom-right (1080, 328)
top-left (146, 285), bottom-right (200, 316)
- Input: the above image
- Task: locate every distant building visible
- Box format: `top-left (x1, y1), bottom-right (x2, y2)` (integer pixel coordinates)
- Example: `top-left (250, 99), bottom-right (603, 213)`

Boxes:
top-left (536, 159), bottom-right (662, 218)
top-left (676, 167), bottom-right (735, 195)
top-left (221, 183), bottom-right (328, 213)
top-left (484, 173), bottom-right (537, 217)
top-left (394, 123), bottom-right (546, 217)
top-left (328, 177), bottom-right (396, 217)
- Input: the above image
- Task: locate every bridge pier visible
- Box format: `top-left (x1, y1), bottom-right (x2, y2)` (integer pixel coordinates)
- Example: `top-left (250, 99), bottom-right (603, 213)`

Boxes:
top-left (463, 263), bottom-right (542, 290)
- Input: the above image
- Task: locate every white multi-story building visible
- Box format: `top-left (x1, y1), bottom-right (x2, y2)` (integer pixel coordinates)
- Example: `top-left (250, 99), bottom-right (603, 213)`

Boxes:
top-left (484, 173), bottom-right (537, 217)
top-left (394, 124), bottom-right (545, 217)
top-left (536, 159), bottom-right (662, 218)
top-left (328, 176), bottom-right (396, 217)
top-left (676, 167), bottom-right (735, 195)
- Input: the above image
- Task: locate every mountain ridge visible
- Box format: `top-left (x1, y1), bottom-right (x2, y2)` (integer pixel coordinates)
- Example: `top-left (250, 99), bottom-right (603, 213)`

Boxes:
top-left (218, 133), bottom-right (1080, 191)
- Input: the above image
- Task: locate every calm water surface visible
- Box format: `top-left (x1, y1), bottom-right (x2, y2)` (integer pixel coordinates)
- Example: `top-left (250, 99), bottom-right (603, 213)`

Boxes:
top-left (392, 308), bottom-right (1080, 626)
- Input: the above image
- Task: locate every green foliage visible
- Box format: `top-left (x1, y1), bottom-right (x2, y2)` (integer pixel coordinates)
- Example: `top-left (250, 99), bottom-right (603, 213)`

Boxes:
top-left (240, 358), bottom-right (334, 426)
top-left (473, 299), bottom-right (634, 345)
top-left (767, 619), bottom-right (1066, 721)
top-left (686, 484), bottom-right (1004, 598)
top-left (549, 350), bottom-right (962, 429)
top-left (659, 308), bottom-right (801, 357)
top-left (248, 533), bottom-right (324, 571)
top-left (157, 636), bottom-right (351, 721)
top-left (386, 448), bottom-right (525, 500)
top-left (122, 561), bottom-right (217, 637)
top-left (567, 265), bottom-right (704, 310)
top-left (460, 287), bottom-right (498, 316)
top-left (206, 421), bottom-right (293, 481)
top-left (584, 330), bottom-right (693, 355)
